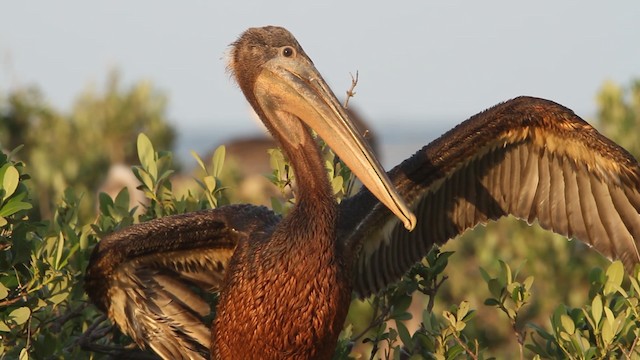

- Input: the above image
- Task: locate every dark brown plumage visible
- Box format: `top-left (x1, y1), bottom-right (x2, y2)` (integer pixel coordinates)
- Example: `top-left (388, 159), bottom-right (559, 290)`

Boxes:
top-left (346, 97), bottom-right (640, 294)
top-left (85, 26), bottom-right (640, 360)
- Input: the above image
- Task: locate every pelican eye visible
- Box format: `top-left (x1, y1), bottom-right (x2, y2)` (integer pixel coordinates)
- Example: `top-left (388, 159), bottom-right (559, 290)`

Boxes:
top-left (282, 46), bottom-right (295, 57)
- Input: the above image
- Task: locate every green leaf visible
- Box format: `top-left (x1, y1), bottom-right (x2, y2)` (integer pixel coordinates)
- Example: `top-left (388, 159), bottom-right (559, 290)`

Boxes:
top-left (591, 294), bottom-right (603, 328)
top-left (392, 294), bottom-right (412, 314)
top-left (19, 347), bottom-right (28, 360)
top-left (552, 304), bottom-right (567, 329)
top-left (507, 282), bottom-right (520, 300)
top-left (114, 187), bottom-right (131, 210)
top-left (589, 267), bottom-right (605, 285)
top-left (34, 298), bottom-right (47, 311)
top-left (603, 306), bottom-right (615, 335)
top-left (488, 278), bottom-right (503, 299)
top-left (457, 300), bottom-right (470, 320)
top-left (0, 164), bottom-right (9, 187)
top-left (484, 298), bottom-right (500, 306)
top-left (604, 260), bottom-right (624, 295)
top-left (204, 175), bottom-right (216, 193)
top-left (560, 314), bottom-right (575, 335)
top-left (55, 233), bottom-right (65, 270)
top-left (523, 275), bottom-right (534, 291)
top-left (331, 176), bottom-right (343, 196)
top-left (9, 307), bottom-right (31, 325)
top-left (133, 167), bottom-right (154, 191)
top-left (0, 283), bottom-right (8, 300)
top-left (396, 321), bottom-right (413, 349)
top-left (584, 347), bottom-right (597, 360)
top-left (49, 292), bottom-right (69, 305)
top-left (602, 316), bottom-right (614, 345)
top-left (446, 344), bottom-right (464, 360)
top-left (386, 327), bottom-right (397, 341)
top-left (191, 150), bottom-right (207, 171)
top-left (324, 160), bottom-right (335, 179)
top-left (0, 321), bottom-right (10, 332)
top-left (392, 312), bottom-right (413, 321)
top-left (98, 192), bottom-right (114, 215)
top-left (498, 260), bottom-right (512, 286)
top-left (158, 170), bottom-right (175, 182)
top-left (443, 310), bottom-right (456, 326)
top-left (269, 148), bottom-right (287, 180)
top-left (0, 198), bottom-right (33, 217)
top-left (137, 133), bottom-right (158, 180)
top-left (479, 267), bottom-right (492, 283)
top-left (211, 146), bottom-right (226, 178)
top-left (629, 277), bottom-right (640, 297)
top-left (1, 165), bottom-right (19, 200)
top-left (271, 197), bottom-right (284, 215)
top-left (434, 251), bottom-right (454, 267)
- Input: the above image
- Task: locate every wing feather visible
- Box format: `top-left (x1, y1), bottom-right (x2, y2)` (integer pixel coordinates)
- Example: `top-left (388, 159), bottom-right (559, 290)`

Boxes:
top-left (85, 204), bottom-right (280, 359)
top-left (549, 153), bottom-right (568, 233)
top-left (341, 97), bottom-right (640, 296)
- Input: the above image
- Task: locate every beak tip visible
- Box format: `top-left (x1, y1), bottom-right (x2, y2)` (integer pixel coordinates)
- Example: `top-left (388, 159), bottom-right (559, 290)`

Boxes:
top-left (403, 213), bottom-right (417, 231)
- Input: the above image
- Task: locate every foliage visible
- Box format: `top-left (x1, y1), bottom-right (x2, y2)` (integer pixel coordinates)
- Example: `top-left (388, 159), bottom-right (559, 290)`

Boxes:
top-left (596, 79), bottom-right (640, 159)
top-left (340, 249), bottom-right (484, 360)
top-left (1, 77), bottom-right (640, 359)
top-left (72, 72), bottom-right (175, 165)
top-left (527, 261), bottom-right (640, 359)
top-left (0, 71), bottom-right (175, 221)
top-left (0, 148), bottom-right (95, 359)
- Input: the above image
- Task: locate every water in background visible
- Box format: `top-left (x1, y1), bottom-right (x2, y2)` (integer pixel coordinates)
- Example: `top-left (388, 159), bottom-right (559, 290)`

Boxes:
top-left (174, 118), bottom-right (454, 171)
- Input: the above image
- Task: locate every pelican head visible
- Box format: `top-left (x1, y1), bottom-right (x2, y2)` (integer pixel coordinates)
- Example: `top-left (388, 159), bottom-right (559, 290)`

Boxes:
top-left (228, 26), bottom-right (416, 230)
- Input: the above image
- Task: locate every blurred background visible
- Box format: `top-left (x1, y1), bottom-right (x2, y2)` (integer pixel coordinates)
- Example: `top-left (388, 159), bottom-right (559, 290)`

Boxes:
top-left (1, 1), bottom-right (639, 358)
top-left (1, 1), bottom-right (639, 167)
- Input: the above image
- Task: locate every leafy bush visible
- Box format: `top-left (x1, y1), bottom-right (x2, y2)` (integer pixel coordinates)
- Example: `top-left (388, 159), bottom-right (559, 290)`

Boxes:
top-left (0, 148), bottom-right (93, 359)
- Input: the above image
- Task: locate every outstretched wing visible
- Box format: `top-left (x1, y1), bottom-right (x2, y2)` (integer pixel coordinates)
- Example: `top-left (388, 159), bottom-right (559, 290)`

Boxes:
top-left (339, 97), bottom-right (640, 296)
top-left (85, 204), bottom-right (280, 360)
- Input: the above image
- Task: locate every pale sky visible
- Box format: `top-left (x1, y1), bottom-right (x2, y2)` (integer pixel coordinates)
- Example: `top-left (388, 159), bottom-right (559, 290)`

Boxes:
top-left (1, 1), bottom-right (639, 137)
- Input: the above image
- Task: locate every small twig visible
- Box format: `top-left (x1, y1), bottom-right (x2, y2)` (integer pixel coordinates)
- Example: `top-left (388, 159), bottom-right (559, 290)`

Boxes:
top-left (368, 342), bottom-right (378, 360)
top-left (631, 333), bottom-right (640, 356)
top-left (0, 288), bottom-right (27, 308)
top-left (344, 71), bottom-right (359, 109)
top-left (515, 323), bottom-right (526, 360)
top-left (25, 312), bottom-right (33, 356)
top-left (621, 331), bottom-right (640, 359)
top-left (351, 298), bottom-right (390, 342)
top-left (498, 302), bottom-right (526, 360)
top-left (451, 331), bottom-right (478, 360)
top-left (425, 275), bottom-right (448, 313)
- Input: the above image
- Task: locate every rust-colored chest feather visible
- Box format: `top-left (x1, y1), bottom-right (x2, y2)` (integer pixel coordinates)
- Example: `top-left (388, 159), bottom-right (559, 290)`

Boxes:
top-left (211, 204), bottom-right (352, 359)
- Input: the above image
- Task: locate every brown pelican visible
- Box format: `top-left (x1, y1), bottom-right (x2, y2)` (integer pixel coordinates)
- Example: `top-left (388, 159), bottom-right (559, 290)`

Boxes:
top-left (85, 26), bottom-right (640, 360)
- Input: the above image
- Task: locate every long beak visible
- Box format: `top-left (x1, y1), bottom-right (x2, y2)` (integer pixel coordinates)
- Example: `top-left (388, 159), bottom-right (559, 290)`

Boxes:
top-left (254, 56), bottom-right (416, 231)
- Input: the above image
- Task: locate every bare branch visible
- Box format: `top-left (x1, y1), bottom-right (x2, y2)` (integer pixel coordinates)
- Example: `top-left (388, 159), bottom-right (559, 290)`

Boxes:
top-left (344, 71), bottom-right (359, 109)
